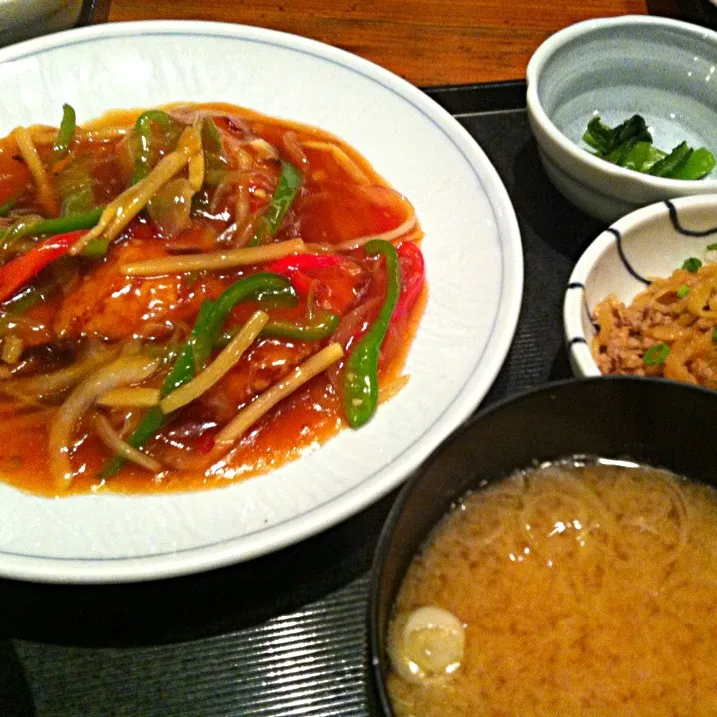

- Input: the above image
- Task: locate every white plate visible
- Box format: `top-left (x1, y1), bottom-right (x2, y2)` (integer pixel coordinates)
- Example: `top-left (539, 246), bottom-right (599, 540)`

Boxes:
top-left (0, 20), bottom-right (523, 583)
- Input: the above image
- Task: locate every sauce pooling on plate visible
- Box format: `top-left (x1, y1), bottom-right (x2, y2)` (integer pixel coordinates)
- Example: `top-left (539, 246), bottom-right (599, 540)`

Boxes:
top-left (0, 102), bottom-right (425, 496)
top-left (388, 460), bottom-right (717, 716)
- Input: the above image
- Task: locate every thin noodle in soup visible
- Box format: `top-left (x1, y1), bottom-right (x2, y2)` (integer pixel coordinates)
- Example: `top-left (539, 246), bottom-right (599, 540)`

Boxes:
top-left (387, 461), bottom-right (717, 716)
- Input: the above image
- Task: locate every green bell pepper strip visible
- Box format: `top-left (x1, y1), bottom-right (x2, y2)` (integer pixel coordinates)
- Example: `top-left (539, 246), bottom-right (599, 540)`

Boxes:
top-left (198, 273), bottom-right (298, 359)
top-left (0, 206), bottom-right (104, 251)
top-left (26, 206), bottom-right (104, 236)
top-left (50, 104), bottom-right (77, 164)
top-left (217, 310), bottom-right (339, 346)
top-left (342, 240), bottom-right (401, 428)
top-left (0, 194), bottom-right (20, 218)
top-left (131, 110), bottom-right (183, 185)
top-left (261, 311), bottom-right (339, 341)
top-left (57, 157), bottom-right (95, 216)
top-left (0, 274), bottom-right (57, 315)
top-left (247, 161), bottom-right (302, 247)
top-left (201, 118), bottom-right (228, 186)
top-left (80, 237), bottom-right (112, 258)
top-left (100, 273), bottom-right (297, 477)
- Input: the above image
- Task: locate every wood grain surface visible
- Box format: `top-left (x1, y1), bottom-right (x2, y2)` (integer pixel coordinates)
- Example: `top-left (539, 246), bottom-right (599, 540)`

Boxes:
top-left (106, 0), bottom-right (648, 87)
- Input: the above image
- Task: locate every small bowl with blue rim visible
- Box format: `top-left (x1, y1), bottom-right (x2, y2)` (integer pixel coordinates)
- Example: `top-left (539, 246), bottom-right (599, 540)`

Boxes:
top-left (526, 15), bottom-right (717, 223)
top-left (563, 194), bottom-right (717, 377)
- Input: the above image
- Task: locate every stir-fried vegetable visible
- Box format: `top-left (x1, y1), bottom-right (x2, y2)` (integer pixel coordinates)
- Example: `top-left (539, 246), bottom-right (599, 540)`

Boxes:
top-left (248, 161), bottom-right (302, 246)
top-left (0, 273), bottom-right (57, 315)
top-left (392, 241), bottom-right (426, 327)
top-left (583, 115), bottom-right (716, 180)
top-left (147, 177), bottom-right (195, 238)
top-left (201, 118), bottom-right (227, 185)
top-left (132, 109), bottom-right (183, 184)
top-left (267, 254), bottom-right (344, 295)
top-left (212, 342), bottom-right (344, 453)
top-left (0, 207), bottom-right (103, 251)
top-left (99, 300), bottom-right (216, 478)
top-left (50, 104), bottom-right (77, 164)
top-left (218, 310), bottom-right (340, 345)
top-left (159, 310), bottom-right (269, 414)
top-left (0, 230), bottom-right (87, 303)
top-left (120, 238), bottom-right (307, 276)
top-left (50, 356), bottom-right (160, 490)
top-left (101, 273), bottom-right (298, 476)
top-left (13, 126), bottom-right (58, 217)
top-left (263, 311), bottom-right (340, 341)
top-left (342, 239), bottom-right (401, 427)
top-left (56, 156), bottom-right (95, 215)
top-left (0, 101), bottom-right (426, 494)
top-left (70, 125), bottom-right (202, 256)
top-left (0, 194), bottom-right (19, 218)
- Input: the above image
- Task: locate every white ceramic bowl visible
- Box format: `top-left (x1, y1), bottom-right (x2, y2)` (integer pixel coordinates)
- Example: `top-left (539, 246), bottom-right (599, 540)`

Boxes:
top-left (527, 15), bottom-right (717, 223)
top-left (564, 194), bottom-right (717, 377)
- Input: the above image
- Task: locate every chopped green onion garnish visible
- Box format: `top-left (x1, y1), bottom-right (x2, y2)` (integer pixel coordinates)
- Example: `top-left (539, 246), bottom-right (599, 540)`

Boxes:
top-left (682, 257), bottom-right (702, 273)
top-left (712, 327), bottom-right (717, 344)
top-left (707, 243), bottom-right (717, 251)
top-left (677, 284), bottom-right (690, 298)
top-left (644, 343), bottom-right (670, 366)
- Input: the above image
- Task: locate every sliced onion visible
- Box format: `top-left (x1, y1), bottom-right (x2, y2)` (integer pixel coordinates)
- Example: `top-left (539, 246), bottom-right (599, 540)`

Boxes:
top-left (244, 138), bottom-right (279, 162)
top-left (13, 126), bottom-right (58, 216)
top-left (91, 412), bottom-right (162, 473)
top-left (389, 606), bottom-right (465, 684)
top-left (234, 182), bottom-right (250, 231)
top-left (301, 140), bottom-right (369, 184)
top-left (334, 211), bottom-right (417, 252)
top-left (70, 126), bottom-right (202, 255)
top-left (232, 212), bottom-right (262, 248)
top-left (0, 343), bottom-right (121, 399)
top-left (282, 131), bottom-right (309, 172)
top-left (147, 177), bottom-right (195, 239)
top-left (49, 356), bottom-right (160, 491)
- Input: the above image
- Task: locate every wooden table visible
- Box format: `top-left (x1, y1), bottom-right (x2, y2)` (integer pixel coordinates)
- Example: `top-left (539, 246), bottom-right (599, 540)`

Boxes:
top-left (105, 0), bottom-right (649, 87)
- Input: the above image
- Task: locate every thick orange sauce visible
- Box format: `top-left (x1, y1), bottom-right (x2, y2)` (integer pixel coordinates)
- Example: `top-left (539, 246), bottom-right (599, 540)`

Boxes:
top-left (0, 103), bottom-right (425, 497)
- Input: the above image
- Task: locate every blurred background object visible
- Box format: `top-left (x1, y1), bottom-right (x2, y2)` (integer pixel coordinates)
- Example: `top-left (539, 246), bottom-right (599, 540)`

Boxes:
top-left (0, 0), bottom-right (107, 47)
top-left (648, 0), bottom-right (717, 26)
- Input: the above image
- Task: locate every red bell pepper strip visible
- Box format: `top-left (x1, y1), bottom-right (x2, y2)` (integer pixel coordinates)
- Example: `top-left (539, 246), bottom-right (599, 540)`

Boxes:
top-left (195, 432), bottom-right (216, 455)
top-left (391, 241), bottom-right (425, 327)
top-left (267, 254), bottom-right (344, 295)
top-left (0, 230), bottom-right (87, 304)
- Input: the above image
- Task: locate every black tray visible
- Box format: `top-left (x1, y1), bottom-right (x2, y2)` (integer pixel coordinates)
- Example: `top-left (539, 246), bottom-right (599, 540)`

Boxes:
top-left (1, 80), bottom-right (607, 717)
